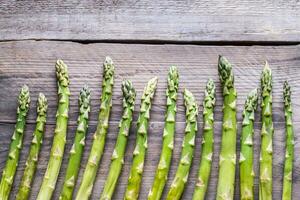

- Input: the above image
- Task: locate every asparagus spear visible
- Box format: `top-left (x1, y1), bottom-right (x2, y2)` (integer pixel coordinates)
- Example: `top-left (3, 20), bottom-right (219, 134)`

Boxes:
top-left (15, 93), bottom-right (48, 200)
top-left (59, 86), bottom-right (91, 200)
top-left (240, 89), bottom-right (258, 200)
top-left (148, 66), bottom-right (179, 200)
top-left (282, 81), bottom-right (294, 200)
top-left (166, 89), bottom-right (198, 200)
top-left (0, 85), bottom-right (30, 200)
top-left (259, 62), bottom-right (273, 200)
top-left (192, 79), bottom-right (216, 200)
top-left (76, 57), bottom-right (115, 200)
top-left (216, 55), bottom-right (237, 200)
top-left (124, 77), bottom-right (158, 200)
top-left (37, 60), bottom-right (70, 200)
top-left (100, 80), bottom-right (136, 200)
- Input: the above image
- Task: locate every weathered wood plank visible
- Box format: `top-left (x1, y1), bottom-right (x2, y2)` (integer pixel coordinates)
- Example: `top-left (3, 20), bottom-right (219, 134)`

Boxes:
top-left (0, 41), bottom-right (299, 199)
top-left (0, 0), bottom-right (300, 42)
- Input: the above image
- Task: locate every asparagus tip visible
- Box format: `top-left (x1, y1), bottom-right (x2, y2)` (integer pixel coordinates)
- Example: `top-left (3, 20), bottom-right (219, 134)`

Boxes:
top-left (80, 85), bottom-right (91, 96)
top-left (183, 89), bottom-right (198, 126)
top-left (169, 65), bottom-right (179, 78)
top-left (206, 79), bottom-right (215, 93)
top-left (249, 88), bottom-right (258, 100)
top-left (20, 85), bottom-right (29, 95)
top-left (81, 84), bottom-right (91, 93)
top-left (79, 85), bottom-right (91, 108)
top-left (204, 79), bottom-right (216, 107)
top-left (184, 88), bottom-right (190, 95)
top-left (19, 85), bottom-right (30, 111)
top-left (151, 76), bottom-right (158, 84)
top-left (103, 57), bottom-right (115, 80)
top-left (55, 59), bottom-right (69, 86)
top-left (122, 80), bottom-right (136, 104)
top-left (168, 66), bottom-right (179, 91)
top-left (146, 77), bottom-right (158, 91)
top-left (218, 55), bottom-right (234, 87)
top-left (104, 56), bottom-right (113, 65)
top-left (261, 61), bottom-right (272, 95)
top-left (283, 81), bottom-right (291, 107)
top-left (169, 65), bottom-right (178, 74)
top-left (264, 60), bottom-right (269, 68)
top-left (262, 61), bottom-right (271, 76)
top-left (37, 93), bottom-right (48, 116)
top-left (184, 88), bottom-right (193, 97)
top-left (245, 88), bottom-right (258, 111)
top-left (184, 89), bottom-right (197, 107)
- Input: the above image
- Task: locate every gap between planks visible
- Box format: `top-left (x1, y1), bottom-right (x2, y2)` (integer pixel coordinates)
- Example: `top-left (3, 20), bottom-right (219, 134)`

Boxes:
top-left (1, 39), bottom-right (300, 46)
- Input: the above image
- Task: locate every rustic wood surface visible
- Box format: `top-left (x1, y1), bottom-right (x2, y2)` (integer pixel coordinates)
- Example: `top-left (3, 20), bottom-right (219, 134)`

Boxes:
top-left (1, 0), bottom-right (300, 42)
top-left (0, 41), bottom-right (299, 199)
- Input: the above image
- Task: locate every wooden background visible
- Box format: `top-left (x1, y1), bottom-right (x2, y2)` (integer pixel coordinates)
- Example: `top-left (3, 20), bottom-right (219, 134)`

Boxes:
top-left (0, 1), bottom-right (299, 200)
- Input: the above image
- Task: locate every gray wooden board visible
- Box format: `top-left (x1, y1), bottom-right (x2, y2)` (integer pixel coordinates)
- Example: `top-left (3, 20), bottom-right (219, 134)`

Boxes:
top-left (0, 40), bottom-right (299, 199)
top-left (0, 0), bottom-right (300, 42)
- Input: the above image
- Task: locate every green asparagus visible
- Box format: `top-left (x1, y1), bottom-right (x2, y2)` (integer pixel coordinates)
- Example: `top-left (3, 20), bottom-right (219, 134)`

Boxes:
top-left (148, 66), bottom-right (179, 200)
top-left (15, 93), bottom-right (47, 200)
top-left (240, 89), bottom-right (258, 200)
top-left (282, 81), bottom-right (294, 200)
top-left (100, 80), bottom-right (136, 200)
top-left (259, 62), bottom-right (273, 200)
top-left (166, 89), bottom-right (198, 200)
top-left (37, 60), bottom-right (70, 200)
top-left (59, 86), bottom-right (91, 200)
top-left (216, 55), bottom-right (237, 200)
top-left (192, 79), bottom-right (216, 200)
top-left (0, 85), bottom-right (30, 200)
top-left (76, 57), bottom-right (115, 200)
top-left (124, 77), bottom-right (158, 200)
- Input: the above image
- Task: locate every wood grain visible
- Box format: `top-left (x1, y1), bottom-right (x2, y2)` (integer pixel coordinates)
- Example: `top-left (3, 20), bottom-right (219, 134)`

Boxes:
top-left (0, 0), bottom-right (300, 42)
top-left (0, 40), bottom-right (299, 199)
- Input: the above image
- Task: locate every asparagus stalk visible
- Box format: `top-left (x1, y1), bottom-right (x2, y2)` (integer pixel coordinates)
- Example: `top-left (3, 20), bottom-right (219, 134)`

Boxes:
top-left (100, 80), bottom-right (136, 200)
top-left (124, 77), bottom-right (158, 200)
top-left (192, 79), bottom-right (216, 200)
top-left (240, 89), bottom-right (258, 200)
top-left (282, 81), bottom-right (294, 200)
top-left (37, 60), bottom-right (70, 200)
top-left (148, 66), bottom-right (179, 200)
top-left (15, 93), bottom-right (48, 200)
top-left (76, 57), bottom-right (115, 200)
top-left (216, 55), bottom-right (237, 200)
top-left (59, 86), bottom-right (91, 200)
top-left (0, 85), bottom-right (30, 200)
top-left (259, 62), bottom-right (273, 200)
top-left (166, 89), bottom-right (198, 200)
